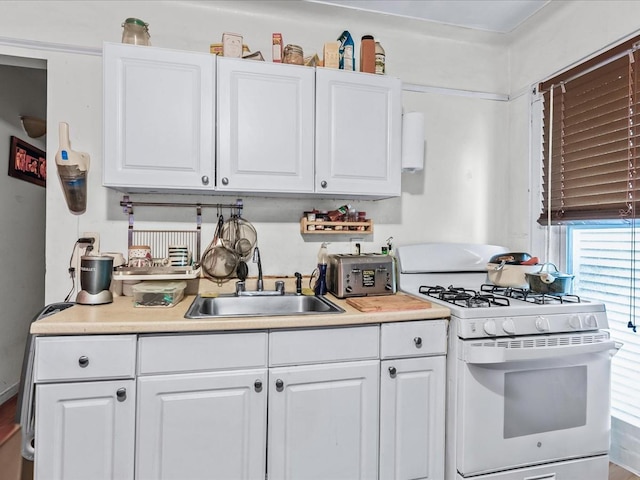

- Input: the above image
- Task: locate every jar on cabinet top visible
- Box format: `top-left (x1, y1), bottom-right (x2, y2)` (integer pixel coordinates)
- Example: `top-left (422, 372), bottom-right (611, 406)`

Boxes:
top-left (121, 18), bottom-right (151, 46)
top-left (283, 44), bottom-right (304, 65)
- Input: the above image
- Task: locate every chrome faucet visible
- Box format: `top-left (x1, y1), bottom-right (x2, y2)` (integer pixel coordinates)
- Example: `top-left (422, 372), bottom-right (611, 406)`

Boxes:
top-left (233, 247), bottom-right (285, 296)
top-left (253, 246), bottom-right (263, 292)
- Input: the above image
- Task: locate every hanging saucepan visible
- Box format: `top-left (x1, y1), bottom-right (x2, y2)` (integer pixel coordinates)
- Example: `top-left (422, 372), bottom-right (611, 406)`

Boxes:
top-left (201, 214), bottom-right (239, 280)
top-left (525, 263), bottom-right (574, 295)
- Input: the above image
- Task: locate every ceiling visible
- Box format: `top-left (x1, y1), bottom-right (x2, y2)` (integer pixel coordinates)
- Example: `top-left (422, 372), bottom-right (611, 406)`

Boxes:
top-left (305, 0), bottom-right (550, 34)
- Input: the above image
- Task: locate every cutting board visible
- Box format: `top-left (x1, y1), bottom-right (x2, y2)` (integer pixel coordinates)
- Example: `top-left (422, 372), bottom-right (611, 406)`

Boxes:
top-left (346, 293), bottom-right (432, 312)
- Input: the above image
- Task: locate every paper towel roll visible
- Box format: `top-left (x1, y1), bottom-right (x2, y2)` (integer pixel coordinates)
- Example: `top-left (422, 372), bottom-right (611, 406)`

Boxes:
top-left (401, 111), bottom-right (425, 172)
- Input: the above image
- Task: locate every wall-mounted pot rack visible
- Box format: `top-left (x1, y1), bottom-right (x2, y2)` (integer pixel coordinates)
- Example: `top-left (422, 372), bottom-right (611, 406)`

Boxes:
top-left (119, 195), bottom-right (244, 266)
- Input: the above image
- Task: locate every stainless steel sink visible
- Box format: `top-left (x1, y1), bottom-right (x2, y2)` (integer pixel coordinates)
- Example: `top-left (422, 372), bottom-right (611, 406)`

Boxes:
top-left (184, 293), bottom-right (345, 318)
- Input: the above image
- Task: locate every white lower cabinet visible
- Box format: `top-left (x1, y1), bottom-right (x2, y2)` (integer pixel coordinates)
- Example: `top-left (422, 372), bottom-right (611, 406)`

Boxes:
top-left (135, 369), bottom-right (267, 480)
top-left (33, 321), bottom-right (447, 480)
top-left (379, 320), bottom-right (447, 480)
top-left (33, 335), bottom-right (137, 480)
top-left (35, 379), bottom-right (136, 480)
top-left (379, 357), bottom-right (446, 480)
top-left (267, 360), bottom-right (380, 480)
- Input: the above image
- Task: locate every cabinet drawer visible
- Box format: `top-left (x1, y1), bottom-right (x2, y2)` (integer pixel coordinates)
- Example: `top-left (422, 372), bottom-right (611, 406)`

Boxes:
top-left (380, 320), bottom-right (447, 359)
top-left (269, 326), bottom-right (379, 366)
top-left (35, 335), bottom-right (137, 382)
top-left (138, 331), bottom-right (267, 374)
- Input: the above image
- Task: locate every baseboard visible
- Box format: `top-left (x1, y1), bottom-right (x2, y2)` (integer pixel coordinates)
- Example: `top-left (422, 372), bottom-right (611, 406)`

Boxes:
top-left (611, 416), bottom-right (640, 476)
top-left (0, 384), bottom-right (19, 407)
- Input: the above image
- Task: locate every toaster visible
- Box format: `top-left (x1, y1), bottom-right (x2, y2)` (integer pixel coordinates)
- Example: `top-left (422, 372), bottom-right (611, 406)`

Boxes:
top-left (327, 253), bottom-right (396, 298)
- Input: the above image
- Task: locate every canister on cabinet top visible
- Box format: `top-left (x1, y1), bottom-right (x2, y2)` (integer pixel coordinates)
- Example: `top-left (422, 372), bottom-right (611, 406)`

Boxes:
top-left (283, 44), bottom-right (304, 65)
top-left (121, 18), bottom-right (151, 46)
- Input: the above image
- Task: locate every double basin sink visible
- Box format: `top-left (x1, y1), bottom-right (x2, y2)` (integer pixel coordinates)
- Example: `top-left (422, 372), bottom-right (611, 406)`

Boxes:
top-left (185, 293), bottom-right (345, 319)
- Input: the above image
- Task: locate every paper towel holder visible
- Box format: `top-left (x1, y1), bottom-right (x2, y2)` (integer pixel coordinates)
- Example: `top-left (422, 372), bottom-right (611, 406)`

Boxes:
top-left (401, 111), bottom-right (425, 173)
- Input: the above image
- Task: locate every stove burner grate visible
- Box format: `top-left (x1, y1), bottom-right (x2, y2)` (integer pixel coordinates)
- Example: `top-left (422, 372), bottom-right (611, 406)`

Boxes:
top-left (480, 284), bottom-right (581, 304)
top-left (419, 285), bottom-right (510, 308)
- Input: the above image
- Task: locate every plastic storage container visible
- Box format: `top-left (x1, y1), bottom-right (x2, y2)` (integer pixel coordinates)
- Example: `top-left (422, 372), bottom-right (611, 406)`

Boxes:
top-left (132, 281), bottom-right (186, 307)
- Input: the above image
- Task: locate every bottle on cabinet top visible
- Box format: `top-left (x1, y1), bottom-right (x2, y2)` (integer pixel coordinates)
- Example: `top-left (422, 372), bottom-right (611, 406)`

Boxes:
top-left (375, 41), bottom-right (385, 75)
top-left (360, 35), bottom-right (375, 73)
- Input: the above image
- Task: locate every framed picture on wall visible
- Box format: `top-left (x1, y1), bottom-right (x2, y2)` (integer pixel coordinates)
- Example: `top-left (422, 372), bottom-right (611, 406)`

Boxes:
top-left (8, 135), bottom-right (46, 187)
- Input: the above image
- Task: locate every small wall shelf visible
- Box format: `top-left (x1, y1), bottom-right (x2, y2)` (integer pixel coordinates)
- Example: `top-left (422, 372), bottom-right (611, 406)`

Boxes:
top-left (300, 218), bottom-right (374, 235)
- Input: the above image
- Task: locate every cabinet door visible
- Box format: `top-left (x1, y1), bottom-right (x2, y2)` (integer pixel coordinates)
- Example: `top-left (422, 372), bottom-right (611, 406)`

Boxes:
top-left (379, 357), bottom-right (446, 480)
top-left (268, 360), bottom-right (379, 480)
top-left (315, 69), bottom-right (402, 198)
top-left (136, 369), bottom-right (267, 480)
top-left (103, 43), bottom-right (215, 191)
top-left (217, 57), bottom-right (315, 193)
top-left (35, 379), bottom-right (135, 480)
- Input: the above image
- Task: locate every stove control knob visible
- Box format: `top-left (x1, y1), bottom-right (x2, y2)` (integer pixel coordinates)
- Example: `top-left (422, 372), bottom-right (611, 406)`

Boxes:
top-left (569, 315), bottom-right (583, 329)
top-left (483, 320), bottom-right (497, 336)
top-left (535, 316), bottom-right (550, 332)
top-left (502, 319), bottom-right (516, 335)
top-left (585, 314), bottom-right (598, 329)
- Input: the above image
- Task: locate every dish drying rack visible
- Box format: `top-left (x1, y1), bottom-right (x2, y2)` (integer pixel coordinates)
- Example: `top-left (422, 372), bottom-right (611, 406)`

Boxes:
top-left (113, 196), bottom-right (244, 281)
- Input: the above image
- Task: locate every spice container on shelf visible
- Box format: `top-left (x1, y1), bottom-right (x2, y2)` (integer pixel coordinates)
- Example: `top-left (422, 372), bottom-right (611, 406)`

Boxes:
top-left (283, 44), bottom-right (304, 65)
top-left (121, 18), bottom-right (151, 46)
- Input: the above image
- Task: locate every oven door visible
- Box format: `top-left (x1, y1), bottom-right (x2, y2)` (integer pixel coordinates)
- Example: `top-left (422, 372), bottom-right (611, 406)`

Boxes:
top-left (456, 333), bottom-right (621, 477)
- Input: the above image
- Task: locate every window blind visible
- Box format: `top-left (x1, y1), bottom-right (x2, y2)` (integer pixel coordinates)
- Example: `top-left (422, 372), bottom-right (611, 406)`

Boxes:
top-left (538, 36), bottom-right (640, 224)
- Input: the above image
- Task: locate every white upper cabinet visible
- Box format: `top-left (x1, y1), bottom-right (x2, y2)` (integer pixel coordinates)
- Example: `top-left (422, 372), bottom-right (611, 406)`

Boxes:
top-left (217, 57), bottom-right (315, 193)
top-left (103, 43), bottom-right (215, 191)
top-left (102, 43), bottom-right (402, 198)
top-left (315, 68), bottom-right (402, 198)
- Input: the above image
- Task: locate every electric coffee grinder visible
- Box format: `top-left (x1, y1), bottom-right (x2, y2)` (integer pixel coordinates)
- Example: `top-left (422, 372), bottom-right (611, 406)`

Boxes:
top-left (76, 256), bottom-right (114, 305)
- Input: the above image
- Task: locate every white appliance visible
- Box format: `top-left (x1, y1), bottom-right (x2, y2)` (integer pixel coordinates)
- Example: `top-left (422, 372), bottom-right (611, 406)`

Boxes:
top-left (396, 243), bottom-right (622, 480)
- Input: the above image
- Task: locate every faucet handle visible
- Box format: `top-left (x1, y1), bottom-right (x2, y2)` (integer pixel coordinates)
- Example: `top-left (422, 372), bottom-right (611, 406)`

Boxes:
top-left (235, 281), bottom-right (246, 295)
top-left (275, 281), bottom-right (285, 295)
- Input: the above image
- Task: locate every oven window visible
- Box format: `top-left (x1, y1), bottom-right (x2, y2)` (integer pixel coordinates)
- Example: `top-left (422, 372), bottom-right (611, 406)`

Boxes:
top-left (504, 366), bottom-right (587, 439)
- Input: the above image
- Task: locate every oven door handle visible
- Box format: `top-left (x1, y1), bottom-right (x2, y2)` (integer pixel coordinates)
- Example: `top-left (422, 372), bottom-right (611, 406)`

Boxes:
top-left (463, 340), bottom-right (622, 364)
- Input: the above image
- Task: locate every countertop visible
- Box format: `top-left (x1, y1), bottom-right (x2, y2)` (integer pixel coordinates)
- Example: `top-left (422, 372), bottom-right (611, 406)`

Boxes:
top-left (31, 278), bottom-right (450, 335)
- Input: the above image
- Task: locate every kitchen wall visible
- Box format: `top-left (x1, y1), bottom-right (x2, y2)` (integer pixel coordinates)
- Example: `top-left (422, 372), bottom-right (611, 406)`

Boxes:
top-left (3, 1), bottom-right (636, 306)
top-left (0, 0), bottom-right (513, 304)
top-left (0, 60), bottom-right (46, 402)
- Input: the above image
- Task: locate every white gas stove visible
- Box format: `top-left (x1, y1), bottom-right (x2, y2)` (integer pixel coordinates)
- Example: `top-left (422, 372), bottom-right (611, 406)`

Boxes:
top-left (396, 243), bottom-right (608, 338)
top-left (396, 243), bottom-right (618, 480)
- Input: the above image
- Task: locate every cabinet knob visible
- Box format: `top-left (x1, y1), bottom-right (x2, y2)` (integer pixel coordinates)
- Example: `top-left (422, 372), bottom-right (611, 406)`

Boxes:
top-left (222, 177), bottom-right (229, 185)
top-left (320, 180), bottom-right (327, 189)
top-left (275, 379), bottom-right (284, 391)
top-left (201, 175), bottom-right (210, 185)
top-left (388, 366), bottom-right (397, 378)
top-left (254, 379), bottom-right (263, 392)
top-left (78, 356), bottom-right (89, 368)
top-left (116, 387), bottom-right (127, 402)
top-left (414, 337), bottom-right (423, 348)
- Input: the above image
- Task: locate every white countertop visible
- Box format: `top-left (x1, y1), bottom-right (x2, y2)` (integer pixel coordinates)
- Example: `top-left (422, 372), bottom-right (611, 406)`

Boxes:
top-left (31, 278), bottom-right (450, 335)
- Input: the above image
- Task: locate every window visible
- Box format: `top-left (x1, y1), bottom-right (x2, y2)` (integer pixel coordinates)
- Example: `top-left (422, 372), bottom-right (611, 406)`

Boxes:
top-left (539, 35), bottom-right (640, 472)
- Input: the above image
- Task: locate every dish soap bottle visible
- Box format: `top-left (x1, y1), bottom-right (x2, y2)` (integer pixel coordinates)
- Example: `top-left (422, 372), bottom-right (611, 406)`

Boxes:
top-left (314, 242), bottom-right (329, 295)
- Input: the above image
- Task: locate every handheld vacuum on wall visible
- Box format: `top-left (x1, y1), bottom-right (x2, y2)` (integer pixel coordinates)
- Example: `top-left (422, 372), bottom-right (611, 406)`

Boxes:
top-left (55, 122), bottom-right (90, 215)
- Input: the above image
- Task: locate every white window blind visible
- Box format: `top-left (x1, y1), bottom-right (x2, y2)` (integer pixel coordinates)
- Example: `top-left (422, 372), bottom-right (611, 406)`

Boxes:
top-left (569, 226), bottom-right (640, 426)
